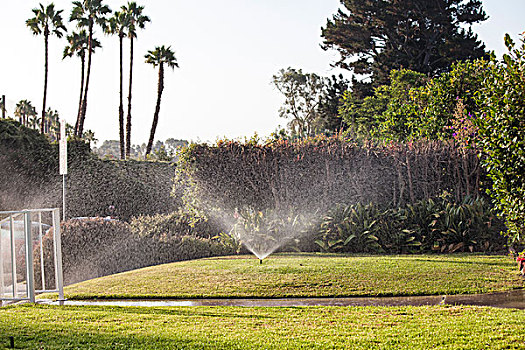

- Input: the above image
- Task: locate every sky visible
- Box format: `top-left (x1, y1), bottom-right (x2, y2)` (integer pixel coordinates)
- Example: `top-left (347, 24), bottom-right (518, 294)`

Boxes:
top-left (1, 0), bottom-right (524, 145)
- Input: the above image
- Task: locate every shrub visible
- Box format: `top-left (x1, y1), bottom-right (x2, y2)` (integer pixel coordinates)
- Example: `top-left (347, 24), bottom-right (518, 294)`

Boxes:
top-left (475, 34), bottom-right (525, 245)
top-left (36, 215), bottom-right (236, 287)
top-left (314, 196), bottom-right (505, 254)
top-left (130, 208), bottom-right (225, 240)
top-left (316, 203), bottom-right (383, 253)
top-left (36, 217), bottom-right (134, 286)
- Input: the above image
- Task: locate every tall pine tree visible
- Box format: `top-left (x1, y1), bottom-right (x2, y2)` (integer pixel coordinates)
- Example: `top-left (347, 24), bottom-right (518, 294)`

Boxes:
top-left (321, 0), bottom-right (488, 97)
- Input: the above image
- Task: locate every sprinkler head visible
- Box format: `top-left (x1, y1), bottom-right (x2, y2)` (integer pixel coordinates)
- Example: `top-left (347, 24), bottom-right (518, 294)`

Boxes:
top-left (260, 259), bottom-right (263, 264)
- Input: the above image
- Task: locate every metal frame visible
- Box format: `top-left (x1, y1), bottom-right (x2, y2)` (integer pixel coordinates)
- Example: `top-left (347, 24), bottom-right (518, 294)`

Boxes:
top-left (0, 208), bottom-right (64, 304)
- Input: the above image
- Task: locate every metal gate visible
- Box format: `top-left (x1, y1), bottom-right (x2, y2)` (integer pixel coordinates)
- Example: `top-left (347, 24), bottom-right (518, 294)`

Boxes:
top-left (0, 208), bottom-right (64, 304)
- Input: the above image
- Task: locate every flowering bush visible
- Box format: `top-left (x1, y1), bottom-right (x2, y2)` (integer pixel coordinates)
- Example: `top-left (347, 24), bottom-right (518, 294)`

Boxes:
top-left (446, 98), bottom-right (479, 149)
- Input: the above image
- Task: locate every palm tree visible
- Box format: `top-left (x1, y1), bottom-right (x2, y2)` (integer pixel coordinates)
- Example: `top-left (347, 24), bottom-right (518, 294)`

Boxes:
top-left (122, 2), bottom-right (150, 158)
top-left (63, 30), bottom-right (101, 134)
top-left (28, 113), bottom-right (41, 130)
top-left (70, 0), bottom-right (111, 137)
top-left (26, 3), bottom-right (67, 134)
top-left (14, 100), bottom-right (37, 127)
top-left (144, 46), bottom-right (179, 156)
top-left (45, 108), bottom-right (60, 138)
top-left (106, 10), bottom-right (130, 159)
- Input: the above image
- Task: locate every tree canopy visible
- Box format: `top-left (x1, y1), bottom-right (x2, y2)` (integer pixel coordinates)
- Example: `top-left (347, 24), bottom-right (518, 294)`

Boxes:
top-left (321, 0), bottom-right (488, 96)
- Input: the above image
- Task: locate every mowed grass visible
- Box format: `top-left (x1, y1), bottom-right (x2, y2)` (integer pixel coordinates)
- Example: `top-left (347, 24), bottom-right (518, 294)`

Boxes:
top-left (1, 304), bottom-right (524, 349)
top-left (59, 254), bottom-right (523, 299)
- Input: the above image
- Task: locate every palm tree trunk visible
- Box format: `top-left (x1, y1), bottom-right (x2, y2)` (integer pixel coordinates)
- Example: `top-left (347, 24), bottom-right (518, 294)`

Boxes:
top-left (78, 21), bottom-right (93, 137)
top-left (41, 31), bottom-right (49, 134)
top-left (75, 55), bottom-right (85, 134)
top-left (126, 37), bottom-right (134, 158)
top-left (146, 63), bottom-right (164, 156)
top-left (119, 34), bottom-right (125, 159)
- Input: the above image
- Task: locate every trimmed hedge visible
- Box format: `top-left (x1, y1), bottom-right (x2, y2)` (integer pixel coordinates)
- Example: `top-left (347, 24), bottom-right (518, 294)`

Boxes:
top-left (0, 119), bottom-right (178, 220)
top-left (36, 216), bottom-right (234, 286)
top-left (178, 137), bottom-right (484, 213)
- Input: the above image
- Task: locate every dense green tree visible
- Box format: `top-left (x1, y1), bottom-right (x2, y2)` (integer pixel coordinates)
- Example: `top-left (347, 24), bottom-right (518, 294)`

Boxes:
top-left (106, 10), bottom-right (130, 159)
top-left (400, 59), bottom-right (489, 140)
top-left (272, 68), bottom-right (327, 138)
top-left (63, 29), bottom-right (101, 133)
top-left (475, 34), bottom-right (525, 245)
top-left (145, 46), bottom-right (179, 157)
top-left (26, 3), bottom-right (67, 134)
top-left (122, 2), bottom-right (150, 158)
top-left (316, 74), bottom-right (350, 134)
top-left (339, 69), bottom-right (429, 140)
top-left (338, 60), bottom-right (489, 141)
top-left (70, 0), bottom-right (111, 137)
top-left (322, 0), bottom-right (488, 97)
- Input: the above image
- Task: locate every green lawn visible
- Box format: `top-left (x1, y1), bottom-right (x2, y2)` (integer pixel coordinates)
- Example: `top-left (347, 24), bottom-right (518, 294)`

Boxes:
top-left (1, 304), bottom-right (524, 349)
top-left (57, 254), bottom-right (523, 299)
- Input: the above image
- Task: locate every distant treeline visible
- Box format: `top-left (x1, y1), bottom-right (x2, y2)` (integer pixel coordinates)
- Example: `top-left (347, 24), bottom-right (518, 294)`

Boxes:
top-left (93, 138), bottom-right (188, 161)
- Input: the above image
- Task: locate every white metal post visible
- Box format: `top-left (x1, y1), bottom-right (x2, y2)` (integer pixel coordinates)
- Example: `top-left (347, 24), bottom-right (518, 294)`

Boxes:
top-left (38, 212), bottom-right (45, 291)
top-left (9, 215), bottom-right (17, 298)
top-left (0, 220), bottom-right (4, 299)
top-left (24, 212), bottom-right (35, 303)
top-left (52, 209), bottom-right (64, 300)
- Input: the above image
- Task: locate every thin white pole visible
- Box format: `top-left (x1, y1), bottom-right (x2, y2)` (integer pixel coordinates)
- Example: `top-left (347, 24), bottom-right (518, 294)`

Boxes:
top-left (62, 175), bottom-right (66, 221)
top-left (60, 119), bottom-right (67, 222)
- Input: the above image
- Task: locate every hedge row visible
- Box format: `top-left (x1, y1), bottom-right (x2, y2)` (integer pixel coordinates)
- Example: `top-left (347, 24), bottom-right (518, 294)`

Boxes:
top-left (0, 119), bottom-right (177, 220)
top-left (178, 137), bottom-right (484, 212)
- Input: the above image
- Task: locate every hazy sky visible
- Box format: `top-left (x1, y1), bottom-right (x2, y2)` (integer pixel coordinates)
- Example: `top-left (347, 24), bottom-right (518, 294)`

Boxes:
top-left (1, 0), bottom-right (524, 145)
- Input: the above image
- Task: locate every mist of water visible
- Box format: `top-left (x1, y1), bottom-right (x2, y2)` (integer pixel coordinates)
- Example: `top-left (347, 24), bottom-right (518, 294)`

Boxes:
top-left (210, 207), bottom-right (316, 261)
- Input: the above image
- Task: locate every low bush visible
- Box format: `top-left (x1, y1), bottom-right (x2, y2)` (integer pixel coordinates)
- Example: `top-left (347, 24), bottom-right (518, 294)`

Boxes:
top-left (130, 208), bottom-right (226, 239)
top-left (36, 215), bottom-right (235, 287)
